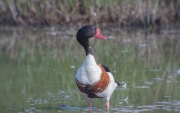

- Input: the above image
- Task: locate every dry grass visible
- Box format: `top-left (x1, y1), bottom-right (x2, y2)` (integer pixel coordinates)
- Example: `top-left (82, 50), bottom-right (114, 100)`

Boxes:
top-left (0, 0), bottom-right (180, 27)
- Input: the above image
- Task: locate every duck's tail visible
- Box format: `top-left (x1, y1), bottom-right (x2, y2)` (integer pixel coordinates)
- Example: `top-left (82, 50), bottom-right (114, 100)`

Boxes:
top-left (115, 81), bottom-right (120, 86)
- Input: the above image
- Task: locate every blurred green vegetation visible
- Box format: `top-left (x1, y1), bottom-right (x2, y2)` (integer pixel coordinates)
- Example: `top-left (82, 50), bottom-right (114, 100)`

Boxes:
top-left (0, 0), bottom-right (180, 27)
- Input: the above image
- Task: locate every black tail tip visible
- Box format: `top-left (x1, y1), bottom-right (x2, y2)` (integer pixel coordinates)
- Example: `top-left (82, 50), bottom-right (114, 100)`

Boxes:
top-left (115, 81), bottom-right (120, 86)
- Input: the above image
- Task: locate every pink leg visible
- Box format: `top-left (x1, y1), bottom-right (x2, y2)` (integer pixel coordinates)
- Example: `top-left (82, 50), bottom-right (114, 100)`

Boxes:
top-left (88, 99), bottom-right (92, 111)
top-left (106, 101), bottom-right (110, 111)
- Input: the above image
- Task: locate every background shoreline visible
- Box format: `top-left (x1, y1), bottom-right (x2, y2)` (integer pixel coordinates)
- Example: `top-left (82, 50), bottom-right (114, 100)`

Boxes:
top-left (0, 0), bottom-right (180, 28)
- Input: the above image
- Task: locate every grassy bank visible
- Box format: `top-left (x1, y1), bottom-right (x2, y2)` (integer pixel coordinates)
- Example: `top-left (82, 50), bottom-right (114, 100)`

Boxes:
top-left (0, 0), bottom-right (180, 27)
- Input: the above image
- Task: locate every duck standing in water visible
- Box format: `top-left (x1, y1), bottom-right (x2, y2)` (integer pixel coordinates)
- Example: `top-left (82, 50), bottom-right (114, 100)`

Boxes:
top-left (75, 25), bottom-right (120, 111)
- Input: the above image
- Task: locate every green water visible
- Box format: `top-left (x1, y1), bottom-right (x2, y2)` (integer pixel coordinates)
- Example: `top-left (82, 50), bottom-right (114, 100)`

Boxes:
top-left (0, 26), bottom-right (180, 113)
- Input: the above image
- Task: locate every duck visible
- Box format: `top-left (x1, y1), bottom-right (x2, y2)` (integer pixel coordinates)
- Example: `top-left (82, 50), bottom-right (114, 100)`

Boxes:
top-left (75, 25), bottom-right (120, 111)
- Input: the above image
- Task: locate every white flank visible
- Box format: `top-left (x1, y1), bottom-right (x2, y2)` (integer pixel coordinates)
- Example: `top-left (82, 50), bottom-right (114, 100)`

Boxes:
top-left (96, 72), bottom-right (117, 101)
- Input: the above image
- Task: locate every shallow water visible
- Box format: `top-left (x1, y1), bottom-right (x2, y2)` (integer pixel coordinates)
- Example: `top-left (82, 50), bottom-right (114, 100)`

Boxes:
top-left (0, 26), bottom-right (180, 113)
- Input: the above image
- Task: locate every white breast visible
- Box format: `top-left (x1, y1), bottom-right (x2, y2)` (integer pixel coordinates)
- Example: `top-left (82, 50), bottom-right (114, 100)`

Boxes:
top-left (76, 54), bottom-right (102, 85)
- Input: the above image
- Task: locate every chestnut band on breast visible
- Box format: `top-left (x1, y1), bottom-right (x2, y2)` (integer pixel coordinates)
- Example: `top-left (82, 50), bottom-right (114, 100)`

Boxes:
top-left (76, 64), bottom-right (110, 94)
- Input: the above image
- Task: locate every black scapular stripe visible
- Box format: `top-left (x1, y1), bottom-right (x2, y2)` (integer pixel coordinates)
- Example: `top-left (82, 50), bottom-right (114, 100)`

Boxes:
top-left (101, 64), bottom-right (111, 72)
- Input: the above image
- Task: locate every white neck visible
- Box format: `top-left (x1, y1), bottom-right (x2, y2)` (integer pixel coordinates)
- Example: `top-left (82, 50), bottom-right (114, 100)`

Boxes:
top-left (83, 54), bottom-right (97, 67)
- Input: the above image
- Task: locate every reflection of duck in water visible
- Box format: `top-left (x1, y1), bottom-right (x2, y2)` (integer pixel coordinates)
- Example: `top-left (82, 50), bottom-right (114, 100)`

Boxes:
top-left (75, 25), bottom-right (120, 111)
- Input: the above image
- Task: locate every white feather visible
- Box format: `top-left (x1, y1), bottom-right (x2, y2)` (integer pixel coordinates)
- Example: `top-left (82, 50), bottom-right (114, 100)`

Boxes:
top-left (96, 72), bottom-right (117, 101)
top-left (76, 54), bottom-right (102, 84)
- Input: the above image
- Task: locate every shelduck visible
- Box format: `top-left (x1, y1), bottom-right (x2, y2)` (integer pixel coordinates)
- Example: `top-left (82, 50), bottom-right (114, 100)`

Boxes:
top-left (75, 25), bottom-right (120, 111)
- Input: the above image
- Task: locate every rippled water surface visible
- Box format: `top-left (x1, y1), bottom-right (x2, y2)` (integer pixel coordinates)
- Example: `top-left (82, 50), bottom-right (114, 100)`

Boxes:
top-left (0, 26), bottom-right (180, 113)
